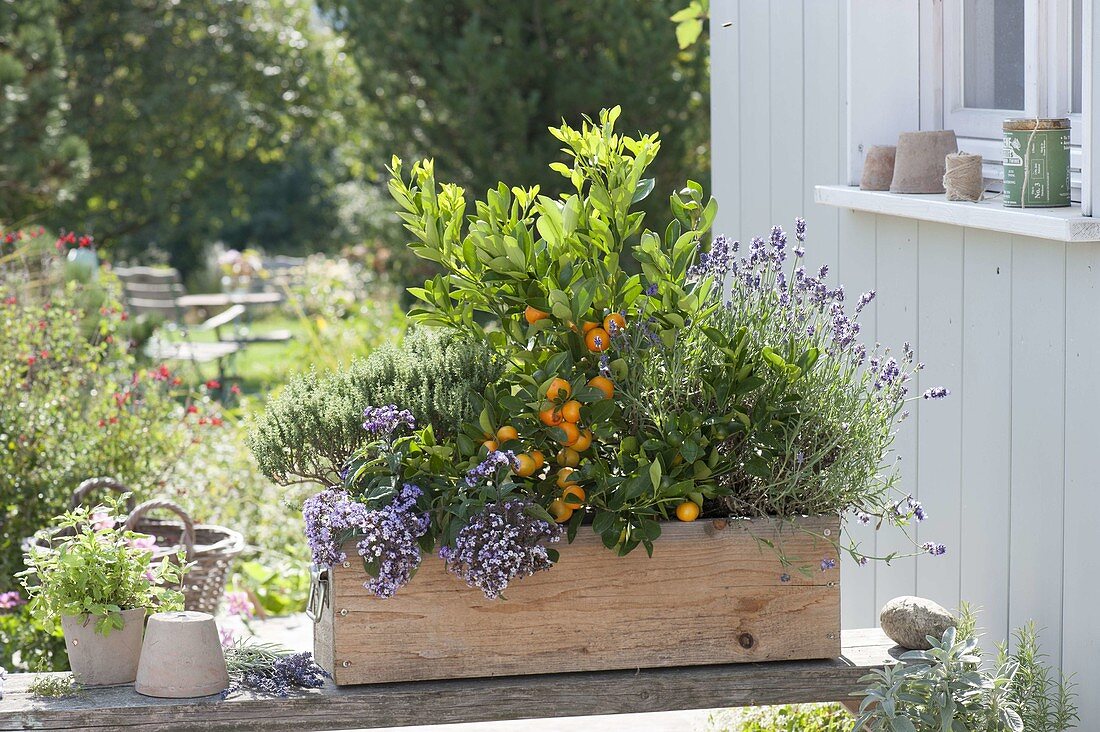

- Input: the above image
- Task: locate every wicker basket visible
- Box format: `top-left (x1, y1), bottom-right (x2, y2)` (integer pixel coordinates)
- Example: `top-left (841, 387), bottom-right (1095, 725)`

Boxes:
top-left (63, 477), bottom-right (245, 615)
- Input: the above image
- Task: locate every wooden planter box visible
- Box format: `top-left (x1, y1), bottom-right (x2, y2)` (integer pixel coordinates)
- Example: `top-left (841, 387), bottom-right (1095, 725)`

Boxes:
top-left (312, 516), bottom-right (841, 685)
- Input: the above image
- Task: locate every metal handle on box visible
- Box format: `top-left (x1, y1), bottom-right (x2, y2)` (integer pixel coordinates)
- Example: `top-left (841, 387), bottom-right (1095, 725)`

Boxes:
top-left (305, 565), bottom-right (329, 622)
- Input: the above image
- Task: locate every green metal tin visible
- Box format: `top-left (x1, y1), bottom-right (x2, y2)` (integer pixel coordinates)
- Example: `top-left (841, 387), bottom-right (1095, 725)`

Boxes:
top-left (1002, 118), bottom-right (1071, 208)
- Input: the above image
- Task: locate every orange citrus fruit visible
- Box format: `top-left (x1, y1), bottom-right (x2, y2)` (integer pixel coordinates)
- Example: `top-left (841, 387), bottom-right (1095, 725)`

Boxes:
top-left (524, 305), bottom-right (549, 325)
top-left (496, 425), bottom-right (519, 443)
top-left (530, 450), bottom-right (545, 470)
top-left (539, 405), bottom-right (563, 426)
top-left (514, 453), bottom-right (537, 477)
top-left (562, 485), bottom-right (586, 507)
top-left (556, 447), bottom-right (580, 467)
top-left (546, 377), bottom-right (572, 401)
top-left (588, 376), bottom-right (614, 400)
top-left (556, 467), bottom-right (578, 488)
top-left (675, 501), bottom-right (701, 522)
top-left (571, 428), bottom-right (593, 452)
top-left (603, 313), bottom-right (626, 333)
top-left (556, 422), bottom-right (580, 446)
top-left (582, 321), bottom-right (601, 333)
top-left (585, 327), bottom-right (610, 352)
top-left (560, 400), bottom-right (582, 423)
top-left (548, 499), bottom-right (573, 523)
top-left (482, 439), bottom-right (499, 452)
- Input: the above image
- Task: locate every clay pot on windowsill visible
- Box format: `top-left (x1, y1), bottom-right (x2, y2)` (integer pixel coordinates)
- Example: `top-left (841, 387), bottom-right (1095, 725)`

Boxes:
top-left (61, 607), bottom-right (146, 686)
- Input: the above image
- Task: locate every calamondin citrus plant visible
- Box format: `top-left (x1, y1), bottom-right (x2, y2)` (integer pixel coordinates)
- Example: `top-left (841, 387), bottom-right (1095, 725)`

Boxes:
top-left (255, 107), bottom-right (950, 600)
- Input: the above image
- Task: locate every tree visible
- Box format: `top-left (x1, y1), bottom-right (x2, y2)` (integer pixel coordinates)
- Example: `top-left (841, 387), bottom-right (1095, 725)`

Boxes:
top-left (318, 0), bottom-right (709, 219)
top-left (0, 0), bottom-right (88, 223)
top-left (55, 0), bottom-right (367, 274)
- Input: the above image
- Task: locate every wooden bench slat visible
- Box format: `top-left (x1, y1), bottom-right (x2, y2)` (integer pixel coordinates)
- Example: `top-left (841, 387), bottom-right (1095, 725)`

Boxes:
top-left (0, 628), bottom-right (899, 732)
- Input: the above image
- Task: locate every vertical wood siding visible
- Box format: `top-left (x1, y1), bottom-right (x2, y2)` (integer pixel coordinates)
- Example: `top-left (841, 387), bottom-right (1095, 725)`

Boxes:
top-left (711, 0), bottom-right (1099, 723)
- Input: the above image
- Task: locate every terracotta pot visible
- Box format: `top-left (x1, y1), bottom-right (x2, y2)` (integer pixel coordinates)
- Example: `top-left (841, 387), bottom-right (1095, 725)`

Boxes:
top-left (135, 611), bottom-right (229, 698)
top-left (61, 607), bottom-right (146, 686)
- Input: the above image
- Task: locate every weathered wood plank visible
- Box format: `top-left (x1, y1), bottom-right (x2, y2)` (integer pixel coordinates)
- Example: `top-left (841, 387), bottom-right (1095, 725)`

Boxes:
top-left (323, 517), bottom-right (841, 685)
top-left (0, 629), bottom-right (897, 732)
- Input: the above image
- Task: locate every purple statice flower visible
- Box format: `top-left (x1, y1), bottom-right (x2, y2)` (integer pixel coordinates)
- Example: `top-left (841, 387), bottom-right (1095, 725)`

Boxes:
top-left (645, 283), bottom-right (659, 297)
top-left (225, 591), bottom-right (255, 619)
top-left (820, 557), bottom-right (837, 572)
top-left (439, 500), bottom-right (562, 600)
top-left (237, 652), bottom-right (329, 697)
top-left (354, 483), bottom-right (430, 598)
top-left (0, 591), bottom-right (25, 611)
top-left (598, 353), bottom-right (611, 378)
top-left (922, 386), bottom-right (950, 400)
top-left (361, 404), bottom-right (415, 439)
top-left (302, 488), bottom-right (371, 568)
top-left (921, 542), bottom-right (948, 556)
top-left (465, 450), bottom-right (520, 487)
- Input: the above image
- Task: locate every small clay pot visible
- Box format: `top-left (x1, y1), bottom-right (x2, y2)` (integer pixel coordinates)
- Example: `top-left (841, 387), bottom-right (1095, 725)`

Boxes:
top-left (890, 130), bottom-right (959, 194)
top-left (136, 611), bottom-right (229, 698)
top-left (860, 146), bottom-right (896, 191)
top-left (61, 607), bottom-right (146, 686)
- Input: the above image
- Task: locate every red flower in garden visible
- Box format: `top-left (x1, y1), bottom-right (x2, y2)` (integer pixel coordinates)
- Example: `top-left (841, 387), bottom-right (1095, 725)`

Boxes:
top-left (186, 405), bottom-right (199, 414)
top-left (230, 384), bottom-right (241, 395)
top-left (78, 235), bottom-right (93, 248)
top-left (171, 377), bottom-right (183, 386)
top-left (109, 416), bottom-right (118, 425)
top-left (3, 296), bottom-right (16, 306)
top-left (198, 417), bottom-right (208, 425)
top-left (97, 419), bottom-right (106, 428)
top-left (205, 379), bottom-right (221, 390)
top-left (210, 416), bottom-right (223, 427)
top-left (26, 355), bottom-right (36, 366)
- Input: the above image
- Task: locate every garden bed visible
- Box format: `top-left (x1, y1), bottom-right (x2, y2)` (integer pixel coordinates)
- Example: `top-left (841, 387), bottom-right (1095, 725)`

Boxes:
top-left (313, 516), bottom-right (840, 685)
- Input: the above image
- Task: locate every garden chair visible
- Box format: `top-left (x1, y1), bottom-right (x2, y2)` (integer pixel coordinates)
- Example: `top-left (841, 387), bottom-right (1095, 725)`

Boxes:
top-left (113, 265), bottom-right (243, 382)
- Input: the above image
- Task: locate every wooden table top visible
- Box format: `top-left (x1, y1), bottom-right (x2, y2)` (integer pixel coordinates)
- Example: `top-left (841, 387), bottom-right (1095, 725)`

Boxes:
top-left (174, 292), bottom-right (284, 309)
top-left (0, 628), bottom-right (899, 732)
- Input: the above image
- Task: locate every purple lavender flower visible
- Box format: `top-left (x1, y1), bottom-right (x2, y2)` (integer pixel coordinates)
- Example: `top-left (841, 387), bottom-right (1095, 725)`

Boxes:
top-left (361, 404), bottom-right (415, 438)
top-left (645, 283), bottom-right (659, 297)
top-left (795, 217), bottom-right (807, 242)
top-left (439, 500), bottom-right (562, 599)
top-left (856, 512), bottom-right (872, 526)
top-left (818, 264), bottom-right (829, 279)
top-left (922, 386), bottom-right (950, 400)
top-left (598, 353), bottom-right (611, 378)
top-left (857, 556), bottom-right (869, 566)
top-left (780, 573), bottom-right (791, 583)
top-left (820, 557), bottom-right (837, 571)
top-left (921, 542), bottom-right (947, 556)
top-left (466, 450), bottom-right (520, 487)
top-left (239, 652), bottom-right (329, 697)
top-left (354, 483), bottom-right (430, 598)
top-left (905, 496), bottom-right (927, 522)
top-left (855, 290), bottom-right (876, 314)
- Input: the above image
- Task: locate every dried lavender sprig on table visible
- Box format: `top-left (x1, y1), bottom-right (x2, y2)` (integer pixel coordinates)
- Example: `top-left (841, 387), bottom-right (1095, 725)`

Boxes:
top-left (222, 639), bottom-right (329, 697)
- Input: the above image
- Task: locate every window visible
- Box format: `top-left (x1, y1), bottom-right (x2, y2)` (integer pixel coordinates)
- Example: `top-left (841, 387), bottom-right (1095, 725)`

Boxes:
top-left (938, 0), bottom-right (1083, 194)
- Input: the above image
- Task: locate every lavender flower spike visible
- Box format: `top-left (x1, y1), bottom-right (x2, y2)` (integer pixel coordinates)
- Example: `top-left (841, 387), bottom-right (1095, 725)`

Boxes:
top-left (922, 387), bottom-right (950, 400)
top-left (921, 542), bottom-right (947, 556)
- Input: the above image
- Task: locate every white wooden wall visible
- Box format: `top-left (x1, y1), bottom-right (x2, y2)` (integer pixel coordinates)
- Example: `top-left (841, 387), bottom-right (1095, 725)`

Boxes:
top-left (712, 1), bottom-right (1100, 726)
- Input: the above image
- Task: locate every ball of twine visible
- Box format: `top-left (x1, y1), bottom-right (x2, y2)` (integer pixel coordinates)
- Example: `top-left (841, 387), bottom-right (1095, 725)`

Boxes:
top-left (943, 152), bottom-right (984, 202)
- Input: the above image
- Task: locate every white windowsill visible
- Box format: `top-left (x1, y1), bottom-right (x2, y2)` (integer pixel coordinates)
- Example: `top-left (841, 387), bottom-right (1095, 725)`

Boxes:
top-left (814, 185), bottom-right (1100, 243)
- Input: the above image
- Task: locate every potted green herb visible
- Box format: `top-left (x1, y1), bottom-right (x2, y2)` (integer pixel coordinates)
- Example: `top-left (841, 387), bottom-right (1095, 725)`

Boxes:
top-left (18, 497), bottom-right (188, 686)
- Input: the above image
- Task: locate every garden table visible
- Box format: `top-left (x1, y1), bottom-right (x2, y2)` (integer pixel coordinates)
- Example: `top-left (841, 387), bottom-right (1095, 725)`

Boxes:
top-left (0, 628), bottom-right (896, 732)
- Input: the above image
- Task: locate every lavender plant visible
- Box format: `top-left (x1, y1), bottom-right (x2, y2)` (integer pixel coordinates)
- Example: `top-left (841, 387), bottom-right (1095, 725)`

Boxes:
top-left (672, 220), bottom-right (949, 562)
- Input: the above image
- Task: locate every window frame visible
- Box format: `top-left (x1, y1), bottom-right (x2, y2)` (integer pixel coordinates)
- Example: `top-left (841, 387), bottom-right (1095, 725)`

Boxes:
top-left (932, 0), bottom-right (1083, 196)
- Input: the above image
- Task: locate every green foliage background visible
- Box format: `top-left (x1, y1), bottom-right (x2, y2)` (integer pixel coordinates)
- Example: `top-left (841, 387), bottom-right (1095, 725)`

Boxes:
top-left (0, 0), bottom-right (708, 277)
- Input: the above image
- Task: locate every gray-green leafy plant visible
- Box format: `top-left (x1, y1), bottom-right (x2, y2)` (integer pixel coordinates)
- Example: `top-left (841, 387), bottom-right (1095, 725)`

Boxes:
top-left (854, 611), bottom-right (1077, 732)
top-left (18, 497), bottom-right (188, 635)
top-left (248, 327), bottom-right (503, 487)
